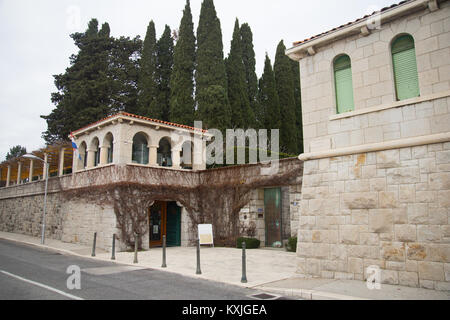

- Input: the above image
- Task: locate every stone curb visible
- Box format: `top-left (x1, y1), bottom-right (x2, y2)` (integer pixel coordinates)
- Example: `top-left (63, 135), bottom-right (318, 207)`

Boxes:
top-left (255, 286), bottom-right (371, 300)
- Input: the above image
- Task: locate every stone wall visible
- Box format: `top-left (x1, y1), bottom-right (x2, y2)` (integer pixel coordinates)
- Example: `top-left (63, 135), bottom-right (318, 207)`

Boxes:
top-left (298, 2), bottom-right (450, 154)
top-left (297, 142), bottom-right (450, 290)
top-left (239, 185), bottom-right (302, 247)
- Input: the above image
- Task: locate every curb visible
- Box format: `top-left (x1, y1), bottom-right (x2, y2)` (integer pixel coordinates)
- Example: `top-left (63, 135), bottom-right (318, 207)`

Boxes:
top-left (254, 286), bottom-right (371, 301)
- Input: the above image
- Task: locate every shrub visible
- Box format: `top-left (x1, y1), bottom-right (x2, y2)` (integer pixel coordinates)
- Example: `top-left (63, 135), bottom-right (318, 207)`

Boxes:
top-left (236, 237), bottom-right (261, 249)
top-left (286, 237), bottom-right (297, 252)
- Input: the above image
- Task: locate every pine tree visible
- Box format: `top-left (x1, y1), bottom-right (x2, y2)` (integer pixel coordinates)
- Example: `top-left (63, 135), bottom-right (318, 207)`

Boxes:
top-left (274, 40), bottom-right (298, 155)
top-left (137, 21), bottom-right (158, 118)
top-left (169, 0), bottom-right (196, 126)
top-left (258, 54), bottom-right (281, 131)
top-left (41, 19), bottom-right (115, 143)
top-left (196, 0), bottom-right (230, 131)
top-left (156, 25), bottom-right (174, 121)
top-left (240, 23), bottom-right (259, 128)
top-left (291, 59), bottom-right (304, 154)
top-left (226, 18), bottom-right (254, 129)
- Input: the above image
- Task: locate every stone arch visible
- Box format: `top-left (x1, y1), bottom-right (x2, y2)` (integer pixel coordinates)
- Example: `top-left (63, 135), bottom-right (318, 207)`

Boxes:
top-left (157, 136), bottom-right (172, 167)
top-left (132, 132), bottom-right (150, 165)
top-left (103, 132), bottom-right (114, 164)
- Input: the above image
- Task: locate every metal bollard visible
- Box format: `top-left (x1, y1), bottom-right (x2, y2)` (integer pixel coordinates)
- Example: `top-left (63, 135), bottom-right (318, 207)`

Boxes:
top-left (111, 234), bottom-right (116, 260)
top-left (241, 241), bottom-right (248, 283)
top-left (196, 239), bottom-right (202, 275)
top-left (162, 235), bottom-right (167, 268)
top-left (133, 233), bottom-right (138, 264)
top-left (91, 232), bottom-right (97, 257)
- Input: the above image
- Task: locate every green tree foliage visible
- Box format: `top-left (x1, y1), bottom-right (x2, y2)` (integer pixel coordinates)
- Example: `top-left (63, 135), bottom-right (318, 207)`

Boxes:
top-left (156, 25), bottom-right (174, 122)
top-left (226, 19), bottom-right (254, 129)
top-left (137, 21), bottom-right (158, 118)
top-left (169, 0), bottom-right (196, 126)
top-left (240, 23), bottom-right (259, 127)
top-left (257, 54), bottom-right (281, 131)
top-left (196, 0), bottom-right (230, 131)
top-left (274, 40), bottom-right (298, 155)
top-left (291, 59), bottom-right (304, 154)
top-left (6, 145), bottom-right (27, 160)
top-left (42, 19), bottom-right (141, 143)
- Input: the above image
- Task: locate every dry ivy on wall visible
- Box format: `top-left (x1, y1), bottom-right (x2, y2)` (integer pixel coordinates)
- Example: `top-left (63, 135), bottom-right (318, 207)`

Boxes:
top-left (62, 159), bottom-right (302, 248)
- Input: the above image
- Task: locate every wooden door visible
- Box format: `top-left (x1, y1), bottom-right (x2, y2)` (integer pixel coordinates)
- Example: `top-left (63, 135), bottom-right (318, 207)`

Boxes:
top-left (149, 201), bottom-right (167, 248)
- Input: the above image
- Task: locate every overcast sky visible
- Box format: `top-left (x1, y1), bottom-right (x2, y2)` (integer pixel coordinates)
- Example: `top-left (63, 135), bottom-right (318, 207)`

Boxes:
top-left (0, 0), bottom-right (397, 161)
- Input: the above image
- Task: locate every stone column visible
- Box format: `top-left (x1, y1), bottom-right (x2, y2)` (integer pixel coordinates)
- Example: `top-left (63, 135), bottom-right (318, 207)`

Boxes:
top-left (6, 165), bottom-right (11, 187)
top-left (149, 145), bottom-right (158, 166)
top-left (172, 148), bottom-right (181, 169)
top-left (29, 159), bottom-right (34, 182)
top-left (17, 162), bottom-right (22, 185)
top-left (58, 148), bottom-right (66, 177)
top-left (99, 145), bottom-right (109, 165)
top-left (43, 153), bottom-right (49, 180)
top-left (86, 149), bottom-right (95, 168)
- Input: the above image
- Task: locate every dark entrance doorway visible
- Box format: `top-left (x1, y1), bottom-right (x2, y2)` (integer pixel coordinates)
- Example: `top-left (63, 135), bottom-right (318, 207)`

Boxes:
top-left (149, 201), bottom-right (181, 248)
top-left (264, 188), bottom-right (282, 247)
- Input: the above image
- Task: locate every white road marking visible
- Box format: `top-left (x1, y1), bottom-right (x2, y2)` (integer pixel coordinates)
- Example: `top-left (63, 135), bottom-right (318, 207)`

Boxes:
top-left (0, 270), bottom-right (84, 300)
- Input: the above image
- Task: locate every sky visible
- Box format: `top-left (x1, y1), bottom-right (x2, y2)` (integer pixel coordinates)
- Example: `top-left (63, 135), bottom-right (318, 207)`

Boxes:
top-left (0, 0), bottom-right (397, 161)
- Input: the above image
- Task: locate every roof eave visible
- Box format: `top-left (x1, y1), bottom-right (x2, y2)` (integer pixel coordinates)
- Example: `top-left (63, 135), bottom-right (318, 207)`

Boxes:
top-left (286, 0), bottom-right (435, 61)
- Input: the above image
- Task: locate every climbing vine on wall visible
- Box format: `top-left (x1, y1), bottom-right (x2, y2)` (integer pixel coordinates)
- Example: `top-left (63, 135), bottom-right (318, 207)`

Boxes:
top-left (62, 159), bottom-right (302, 248)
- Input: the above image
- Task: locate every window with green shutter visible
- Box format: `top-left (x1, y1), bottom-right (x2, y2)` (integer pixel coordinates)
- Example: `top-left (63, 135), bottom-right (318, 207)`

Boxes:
top-left (334, 55), bottom-right (355, 114)
top-left (392, 35), bottom-right (420, 101)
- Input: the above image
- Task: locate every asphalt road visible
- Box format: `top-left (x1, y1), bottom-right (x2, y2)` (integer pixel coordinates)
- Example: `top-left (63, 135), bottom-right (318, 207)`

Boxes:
top-left (0, 239), bottom-right (268, 300)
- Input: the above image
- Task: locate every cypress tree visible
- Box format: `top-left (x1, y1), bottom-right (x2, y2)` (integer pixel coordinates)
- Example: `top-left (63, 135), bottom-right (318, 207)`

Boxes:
top-left (156, 25), bottom-right (174, 121)
top-left (291, 59), bottom-right (304, 154)
top-left (137, 21), bottom-right (158, 118)
top-left (196, 0), bottom-right (230, 131)
top-left (169, 0), bottom-right (196, 126)
top-left (274, 40), bottom-right (298, 155)
top-left (258, 54), bottom-right (281, 131)
top-left (226, 18), bottom-right (254, 129)
top-left (240, 23), bottom-right (259, 128)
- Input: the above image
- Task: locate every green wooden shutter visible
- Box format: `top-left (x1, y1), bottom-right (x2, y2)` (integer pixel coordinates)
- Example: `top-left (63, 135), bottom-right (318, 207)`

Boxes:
top-left (392, 35), bottom-right (420, 101)
top-left (334, 55), bottom-right (355, 114)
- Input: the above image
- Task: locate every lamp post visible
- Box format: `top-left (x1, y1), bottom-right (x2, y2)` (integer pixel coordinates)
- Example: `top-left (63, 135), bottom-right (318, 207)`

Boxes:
top-left (23, 154), bottom-right (49, 245)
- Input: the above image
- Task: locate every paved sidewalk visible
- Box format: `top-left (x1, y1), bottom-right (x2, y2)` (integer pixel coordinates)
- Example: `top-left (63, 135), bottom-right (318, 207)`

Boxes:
top-left (0, 231), bottom-right (449, 300)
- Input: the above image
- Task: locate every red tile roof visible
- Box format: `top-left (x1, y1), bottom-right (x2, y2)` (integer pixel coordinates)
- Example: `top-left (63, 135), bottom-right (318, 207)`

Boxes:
top-left (292, 0), bottom-right (411, 47)
top-left (70, 112), bottom-right (208, 136)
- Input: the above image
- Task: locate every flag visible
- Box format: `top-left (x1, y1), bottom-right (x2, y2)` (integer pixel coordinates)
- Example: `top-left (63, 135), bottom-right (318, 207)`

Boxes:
top-left (70, 134), bottom-right (82, 161)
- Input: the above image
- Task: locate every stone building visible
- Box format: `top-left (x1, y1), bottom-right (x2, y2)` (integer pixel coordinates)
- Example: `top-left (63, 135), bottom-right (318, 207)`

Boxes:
top-left (287, 0), bottom-right (450, 290)
top-left (0, 112), bottom-right (302, 252)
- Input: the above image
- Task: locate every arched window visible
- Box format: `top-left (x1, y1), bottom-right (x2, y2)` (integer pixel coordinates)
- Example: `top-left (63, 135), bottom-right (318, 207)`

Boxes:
top-left (91, 138), bottom-right (100, 167)
top-left (104, 133), bottom-right (114, 164)
top-left (132, 133), bottom-right (149, 165)
top-left (392, 34), bottom-right (420, 101)
top-left (157, 138), bottom-right (172, 167)
top-left (334, 55), bottom-right (355, 114)
top-left (79, 142), bottom-right (87, 169)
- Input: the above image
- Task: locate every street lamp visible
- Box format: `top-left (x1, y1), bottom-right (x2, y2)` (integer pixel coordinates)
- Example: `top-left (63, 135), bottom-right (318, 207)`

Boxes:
top-left (23, 154), bottom-right (49, 245)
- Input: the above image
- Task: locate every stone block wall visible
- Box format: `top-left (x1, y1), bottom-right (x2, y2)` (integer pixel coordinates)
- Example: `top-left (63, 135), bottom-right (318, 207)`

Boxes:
top-left (239, 185), bottom-right (302, 247)
top-left (297, 142), bottom-right (450, 290)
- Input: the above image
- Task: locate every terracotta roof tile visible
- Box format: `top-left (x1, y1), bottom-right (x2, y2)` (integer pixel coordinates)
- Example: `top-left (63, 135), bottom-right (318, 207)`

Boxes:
top-left (70, 112), bottom-right (208, 136)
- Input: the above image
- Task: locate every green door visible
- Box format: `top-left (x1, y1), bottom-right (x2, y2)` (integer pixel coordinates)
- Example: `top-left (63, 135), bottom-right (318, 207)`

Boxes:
top-left (166, 202), bottom-right (181, 247)
top-left (264, 188), bottom-right (282, 247)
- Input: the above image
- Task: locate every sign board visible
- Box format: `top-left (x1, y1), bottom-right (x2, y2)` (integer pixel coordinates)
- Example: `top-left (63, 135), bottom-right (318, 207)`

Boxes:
top-left (198, 224), bottom-right (214, 246)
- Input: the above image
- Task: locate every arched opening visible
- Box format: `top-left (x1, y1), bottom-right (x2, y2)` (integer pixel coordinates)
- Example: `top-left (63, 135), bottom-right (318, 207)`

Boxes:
top-left (104, 133), bottom-right (114, 164)
top-left (79, 141), bottom-right (87, 170)
top-left (180, 141), bottom-right (193, 170)
top-left (91, 137), bottom-right (100, 167)
top-left (333, 54), bottom-right (355, 114)
top-left (391, 34), bottom-right (420, 101)
top-left (132, 132), bottom-right (149, 165)
top-left (157, 137), bottom-right (172, 167)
